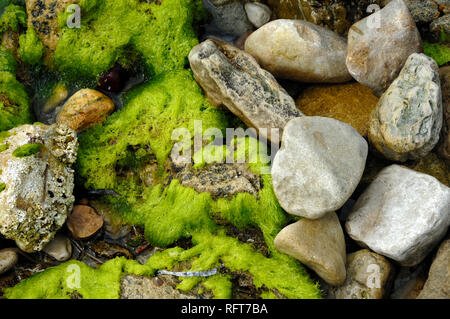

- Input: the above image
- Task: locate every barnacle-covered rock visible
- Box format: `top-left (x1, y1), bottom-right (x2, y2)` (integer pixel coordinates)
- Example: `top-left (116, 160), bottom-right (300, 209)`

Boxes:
top-left (0, 123), bottom-right (78, 252)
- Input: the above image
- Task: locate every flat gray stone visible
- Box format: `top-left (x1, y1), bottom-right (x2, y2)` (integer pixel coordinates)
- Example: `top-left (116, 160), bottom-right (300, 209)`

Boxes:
top-left (346, 165), bottom-right (450, 266)
top-left (272, 116), bottom-right (368, 219)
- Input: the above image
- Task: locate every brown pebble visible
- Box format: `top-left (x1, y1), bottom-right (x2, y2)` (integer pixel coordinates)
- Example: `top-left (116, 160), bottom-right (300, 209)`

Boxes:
top-left (152, 277), bottom-right (164, 287)
top-left (67, 205), bottom-right (104, 239)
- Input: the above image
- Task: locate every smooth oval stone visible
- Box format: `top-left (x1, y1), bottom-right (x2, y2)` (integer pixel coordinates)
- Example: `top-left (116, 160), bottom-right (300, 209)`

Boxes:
top-left (43, 234), bottom-right (72, 262)
top-left (244, 2), bottom-right (271, 28)
top-left (272, 116), bottom-right (368, 219)
top-left (0, 248), bottom-right (18, 275)
top-left (245, 19), bottom-right (352, 83)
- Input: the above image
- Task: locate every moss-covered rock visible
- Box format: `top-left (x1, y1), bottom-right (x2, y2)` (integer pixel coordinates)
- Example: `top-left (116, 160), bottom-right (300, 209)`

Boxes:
top-left (18, 26), bottom-right (44, 65)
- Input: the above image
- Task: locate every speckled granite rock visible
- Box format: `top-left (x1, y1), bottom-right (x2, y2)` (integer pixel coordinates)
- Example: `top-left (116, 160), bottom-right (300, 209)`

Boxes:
top-left (0, 124), bottom-right (77, 252)
top-left (346, 0), bottom-right (423, 97)
top-left (418, 239), bottom-right (450, 299)
top-left (369, 53), bottom-right (442, 162)
top-left (189, 39), bottom-right (302, 142)
top-left (274, 212), bottom-right (346, 286)
top-left (296, 82), bottom-right (379, 136)
top-left (406, 0), bottom-right (440, 23)
top-left (329, 249), bottom-right (393, 299)
top-left (272, 116), bottom-right (368, 219)
top-left (245, 19), bottom-right (352, 83)
top-left (346, 165), bottom-right (450, 267)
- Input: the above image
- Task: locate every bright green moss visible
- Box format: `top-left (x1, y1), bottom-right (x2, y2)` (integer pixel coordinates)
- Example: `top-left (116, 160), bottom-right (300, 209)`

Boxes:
top-left (0, 142), bottom-right (8, 152)
top-left (0, 182), bottom-right (5, 192)
top-left (12, 143), bottom-right (42, 157)
top-left (0, 3), bottom-right (26, 33)
top-left (424, 41), bottom-right (450, 66)
top-left (0, 48), bottom-right (32, 131)
top-left (54, 0), bottom-right (201, 80)
top-left (18, 27), bottom-right (44, 65)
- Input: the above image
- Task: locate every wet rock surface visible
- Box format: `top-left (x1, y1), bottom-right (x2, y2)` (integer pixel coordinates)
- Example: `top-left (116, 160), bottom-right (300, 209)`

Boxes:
top-left (346, 0), bottom-right (423, 97)
top-left (346, 165), bottom-right (450, 266)
top-left (245, 19), bottom-right (352, 83)
top-left (189, 39), bottom-right (302, 142)
top-left (328, 249), bottom-right (393, 299)
top-left (369, 53), bottom-right (442, 162)
top-left (296, 82), bottom-right (379, 136)
top-left (0, 124), bottom-right (77, 252)
top-left (272, 116), bottom-right (368, 219)
top-left (417, 239), bottom-right (450, 299)
top-left (67, 205), bottom-right (104, 240)
top-left (274, 212), bottom-right (347, 286)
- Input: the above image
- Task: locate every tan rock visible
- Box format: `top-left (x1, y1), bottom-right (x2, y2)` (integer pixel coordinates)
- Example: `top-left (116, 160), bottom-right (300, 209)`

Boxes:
top-left (438, 66), bottom-right (450, 160)
top-left (296, 82), bottom-right (378, 136)
top-left (346, 0), bottom-right (423, 97)
top-left (408, 152), bottom-right (450, 187)
top-left (274, 212), bottom-right (346, 286)
top-left (244, 19), bottom-right (352, 83)
top-left (418, 239), bottom-right (450, 299)
top-left (67, 205), bottom-right (104, 239)
top-left (43, 234), bottom-right (72, 262)
top-left (329, 249), bottom-right (393, 299)
top-left (0, 248), bottom-right (18, 275)
top-left (56, 89), bottom-right (115, 132)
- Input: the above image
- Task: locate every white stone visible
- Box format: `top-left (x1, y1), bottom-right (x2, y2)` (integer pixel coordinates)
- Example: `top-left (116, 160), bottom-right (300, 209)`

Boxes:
top-left (244, 2), bottom-right (271, 28)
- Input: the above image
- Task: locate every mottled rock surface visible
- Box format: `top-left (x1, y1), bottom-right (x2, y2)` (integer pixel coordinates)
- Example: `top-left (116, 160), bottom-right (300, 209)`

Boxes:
top-left (329, 249), bottom-right (393, 299)
top-left (346, 0), bottom-right (423, 97)
top-left (418, 239), bottom-right (450, 299)
top-left (406, 0), bottom-right (440, 23)
top-left (189, 39), bottom-right (302, 142)
top-left (369, 53), bottom-right (442, 162)
top-left (0, 124), bottom-right (77, 252)
top-left (56, 89), bottom-right (115, 132)
top-left (67, 205), bottom-right (104, 239)
top-left (346, 165), bottom-right (450, 266)
top-left (272, 116), bottom-right (368, 219)
top-left (0, 249), bottom-right (18, 275)
top-left (274, 212), bottom-right (346, 286)
top-left (245, 19), bottom-right (352, 83)
top-left (296, 82), bottom-right (379, 136)
top-left (438, 66), bottom-right (450, 160)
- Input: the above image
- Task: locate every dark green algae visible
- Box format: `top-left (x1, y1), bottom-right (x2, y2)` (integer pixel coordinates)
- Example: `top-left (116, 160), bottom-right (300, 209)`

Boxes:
top-left (2, 0), bottom-right (322, 299)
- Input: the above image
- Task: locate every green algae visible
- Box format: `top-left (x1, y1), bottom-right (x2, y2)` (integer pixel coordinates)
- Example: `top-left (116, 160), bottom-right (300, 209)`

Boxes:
top-left (0, 182), bottom-right (5, 192)
top-left (0, 3), bottom-right (26, 33)
top-left (424, 41), bottom-right (450, 66)
top-left (0, 142), bottom-right (8, 152)
top-left (18, 27), bottom-right (44, 65)
top-left (0, 47), bottom-right (32, 131)
top-left (12, 143), bottom-right (42, 157)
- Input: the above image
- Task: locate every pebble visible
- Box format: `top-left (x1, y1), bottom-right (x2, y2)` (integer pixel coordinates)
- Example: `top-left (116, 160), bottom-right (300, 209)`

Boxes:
top-left (438, 66), bottom-right (450, 160)
top-left (274, 212), bottom-right (347, 286)
top-left (244, 19), bottom-right (352, 83)
top-left (244, 2), bottom-right (271, 28)
top-left (406, 0), bottom-right (440, 24)
top-left (328, 249), bottom-right (393, 299)
top-left (43, 234), bottom-right (72, 262)
top-left (67, 205), bottom-right (104, 239)
top-left (271, 116), bottom-right (368, 219)
top-left (0, 124), bottom-right (77, 252)
top-left (368, 53), bottom-right (442, 162)
top-left (56, 89), bottom-right (115, 132)
top-left (188, 39), bottom-right (302, 143)
top-left (0, 248), bottom-right (18, 275)
top-left (203, 0), bottom-right (253, 37)
top-left (417, 239), bottom-right (450, 299)
top-left (346, 165), bottom-right (450, 267)
top-left (296, 82), bottom-right (379, 136)
top-left (346, 0), bottom-right (423, 97)
top-left (430, 14), bottom-right (450, 39)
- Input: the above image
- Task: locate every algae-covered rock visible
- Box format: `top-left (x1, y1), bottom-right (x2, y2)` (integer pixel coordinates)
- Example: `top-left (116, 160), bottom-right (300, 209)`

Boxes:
top-left (0, 47), bottom-right (32, 131)
top-left (0, 123), bottom-right (77, 252)
top-left (296, 83), bottom-right (379, 136)
top-left (408, 152), bottom-right (450, 186)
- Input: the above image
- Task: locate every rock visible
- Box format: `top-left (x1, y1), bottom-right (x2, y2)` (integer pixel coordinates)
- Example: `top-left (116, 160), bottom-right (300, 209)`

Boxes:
top-left (0, 249), bottom-right (18, 275)
top-left (90, 200), bottom-right (130, 240)
top-left (406, 0), bottom-right (440, 24)
top-left (67, 205), bottom-right (104, 239)
top-left (296, 82), bottom-right (379, 136)
top-left (328, 249), bottom-right (393, 299)
top-left (408, 152), bottom-right (450, 186)
top-left (346, 0), bottom-right (423, 97)
top-left (244, 2), bottom-right (271, 28)
top-left (120, 274), bottom-right (199, 299)
top-left (368, 53), bottom-right (442, 162)
top-left (245, 19), bottom-right (352, 83)
top-left (1, 31), bottom-right (19, 57)
top-left (188, 39), bottom-right (302, 142)
top-left (56, 89), bottom-right (115, 132)
top-left (274, 212), bottom-right (346, 286)
top-left (435, 0), bottom-right (450, 14)
top-left (0, 124), bottom-right (77, 252)
top-left (98, 65), bottom-right (129, 93)
top-left (346, 165), bottom-right (450, 266)
top-left (202, 0), bottom-right (253, 38)
top-left (271, 116), bottom-right (368, 219)
top-left (390, 264), bottom-right (428, 299)
top-left (430, 14), bottom-right (450, 39)
top-left (43, 234), bottom-right (72, 262)
top-left (418, 239), bottom-right (450, 299)
top-left (438, 66), bottom-right (450, 160)
top-left (26, 0), bottom-right (78, 62)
